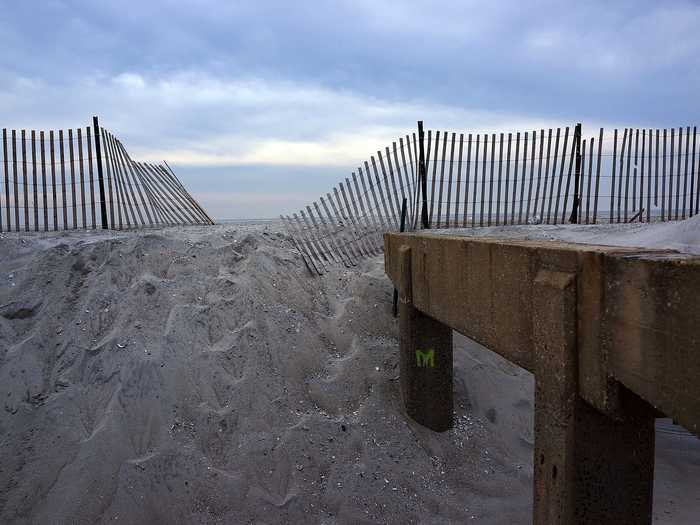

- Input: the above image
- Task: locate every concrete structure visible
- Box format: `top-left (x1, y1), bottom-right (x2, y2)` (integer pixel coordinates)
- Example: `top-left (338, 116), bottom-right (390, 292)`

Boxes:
top-left (384, 231), bottom-right (700, 525)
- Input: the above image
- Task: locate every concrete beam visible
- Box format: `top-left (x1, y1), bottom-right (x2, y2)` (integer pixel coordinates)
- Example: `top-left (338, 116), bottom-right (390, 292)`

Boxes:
top-left (384, 232), bottom-right (700, 437)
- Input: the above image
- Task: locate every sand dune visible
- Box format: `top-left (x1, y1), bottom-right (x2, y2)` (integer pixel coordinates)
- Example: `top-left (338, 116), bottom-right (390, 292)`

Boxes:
top-left (0, 223), bottom-right (697, 523)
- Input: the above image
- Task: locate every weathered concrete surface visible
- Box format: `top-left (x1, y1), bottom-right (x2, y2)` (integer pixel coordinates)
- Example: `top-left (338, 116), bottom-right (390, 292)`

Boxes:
top-left (384, 232), bottom-right (700, 437)
top-left (386, 231), bottom-right (700, 524)
top-left (397, 245), bottom-right (453, 432)
top-left (533, 269), bottom-right (655, 524)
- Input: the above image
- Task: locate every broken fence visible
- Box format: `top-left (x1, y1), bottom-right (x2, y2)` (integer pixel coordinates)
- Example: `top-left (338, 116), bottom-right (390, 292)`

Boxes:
top-left (284, 122), bottom-right (700, 274)
top-left (0, 116), bottom-right (214, 233)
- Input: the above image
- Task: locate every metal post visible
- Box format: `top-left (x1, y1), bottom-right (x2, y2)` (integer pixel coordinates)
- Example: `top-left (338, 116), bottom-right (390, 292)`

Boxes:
top-left (92, 116), bottom-right (108, 229)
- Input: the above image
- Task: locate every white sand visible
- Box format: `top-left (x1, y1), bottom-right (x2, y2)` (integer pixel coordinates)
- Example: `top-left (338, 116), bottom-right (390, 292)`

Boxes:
top-left (0, 221), bottom-right (697, 523)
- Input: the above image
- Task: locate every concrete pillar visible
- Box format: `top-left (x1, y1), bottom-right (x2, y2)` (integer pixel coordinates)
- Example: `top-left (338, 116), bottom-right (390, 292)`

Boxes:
top-left (532, 269), bottom-right (655, 524)
top-left (398, 245), bottom-right (453, 432)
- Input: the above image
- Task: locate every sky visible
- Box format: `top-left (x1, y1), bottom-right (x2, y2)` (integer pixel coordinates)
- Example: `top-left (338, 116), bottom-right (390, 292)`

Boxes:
top-left (1, 0), bottom-right (699, 219)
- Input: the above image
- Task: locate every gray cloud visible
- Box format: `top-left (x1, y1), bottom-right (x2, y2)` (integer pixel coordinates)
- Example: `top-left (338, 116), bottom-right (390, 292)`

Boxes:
top-left (1, 0), bottom-right (698, 218)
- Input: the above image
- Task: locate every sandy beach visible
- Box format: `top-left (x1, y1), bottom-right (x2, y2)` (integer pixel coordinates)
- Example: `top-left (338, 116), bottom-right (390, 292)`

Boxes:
top-left (0, 222), bottom-right (698, 523)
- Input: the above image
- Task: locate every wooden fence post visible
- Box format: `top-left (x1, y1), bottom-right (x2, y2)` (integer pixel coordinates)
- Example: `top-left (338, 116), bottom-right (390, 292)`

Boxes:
top-left (569, 123), bottom-right (582, 223)
top-left (92, 116), bottom-right (109, 229)
top-left (417, 121), bottom-right (429, 229)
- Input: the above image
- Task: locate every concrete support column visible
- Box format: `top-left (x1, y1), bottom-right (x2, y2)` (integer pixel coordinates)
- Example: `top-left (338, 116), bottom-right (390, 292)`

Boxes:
top-left (532, 269), bottom-right (655, 524)
top-left (398, 245), bottom-right (453, 432)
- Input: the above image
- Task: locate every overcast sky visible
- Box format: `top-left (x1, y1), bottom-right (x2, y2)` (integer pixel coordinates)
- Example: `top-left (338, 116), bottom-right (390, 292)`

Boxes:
top-left (1, 1), bottom-right (699, 219)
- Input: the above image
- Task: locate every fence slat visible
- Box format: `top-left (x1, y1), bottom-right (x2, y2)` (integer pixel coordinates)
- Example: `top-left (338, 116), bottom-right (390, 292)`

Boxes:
top-left (585, 137), bottom-right (593, 224)
top-left (325, 193), bottom-right (361, 262)
top-left (369, 158), bottom-right (394, 229)
top-left (108, 133), bottom-right (137, 227)
top-left (463, 133), bottom-right (473, 227)
top-left (107, 132), bottom-right (131, 227)
top-left (386, 147), bottom-right (405, 228)
top-left (115, 140), bottom-right (148, 226)
top-left (554, 128), bottom-right (569, 225)
top-left (360, 163), bottom-right (386, 231)
top-left (319, 197), bottom-right (356, 265)
top-left (436, 132), bottom-right (447, 228)
top-left (300, 210), bottom-right (331, 266)
top-left (676, 127), bottom-right (682, 220)
top-left (22, 130), bottom-right (29, 231)
top-left (504, 133), bottom-right (512, 224)
top-left (2, 129), bottom-right (8, 231)
top-left (424, 129), bottom-right (432, 189)
top-left (539, 129), bottom-right (551, 222)
top-left (398, 138), bottom-right (414, 227)
top-left (146, 163), bottom-right (191, 224)
top-left (579, 139), bottom-right (586, 223)
top-left (647, 129), bottom-right (652, 222)
top-left (161, 162), bottom-right (213, 224)
top-left (617, 129), bottom-right (627, 223)
top-left (332, 189), bottom-right (368, 259)
top-left (547, 129), bottom-right (560, 224)
top-left (133, 163), bottom-right (168, 225)
top-left (77, 129), bottom-right (87, 228)
top-left (130, 154), bottom-right (167, 226)
top-left (391, 142), bottom-right (411, 228)
top-left (520, 132), bottom-right (528, 224)
top-left (561, 128), bottom-right (581, 224)
top-left (473, 134), bottom-right (480, 227)
top-left (632, 129), bottom-right (639, 214)
top-left (86, 127), bottom-right (96, 228)
top-left (378, 151), bottom-right (400, 229)
top-left (662, 129), bottom-right (667, 221)
top-left (624, 128), bottom-right (633, 222)
top-left (139, 163), bottom-right (179, 225)
top-left (342, 179), bottom-right (375, 254)
top-left (429, 131), bottom-right (439, 225)
top-left (688, 126), bottom-right (697, 217)
top-left (488, 133), bottom-right (495, 226)
top-left (683, 126), bottom-right (690, 219)
top-left (349, 174), bottom-right (380, 251)
top-left (455, 133), bottom-right (464, 227)
top-left (338, 184), bottom-right (374, 257)
top-left (640, 129), bottom-right (646, 221)
top-left (13, 130), bottom-right (20, 231)
top-left (31, 131), bottom-right (38, 230)
top-left (481, 133), bottom-right (488, 226)
top-left (68, 129), bottom-right (77, 229)
top-left (58, 129), bottom-right (68, 230)
top-left (50, 131), bottom-right (58, 230)
top-left (526, 131), bottom-right (536, 224)
top-left (40, 131), bottom-right (47, 231)
top-left (512, 132), bottom-right (520, 225)
top-left (610, 129), bottom-right (617, 223)
top-left (445, 132), bottom-right (456, 228)
top-left (496, 133), bottom-right (503, 225)
top-left (101, 129), bottom-right (122, 229)
top-left (291, 213), bottom-right (326, 273)
top-left (308, 204), bottom-right (343, 265)
top-left (350, 172), bottom-right (378, 248)
top-left (669, 128), bottom-right (675, 220)
top-left (593, 128), bottom-right (603, 224)
top-left (156, 164), bottom-right (204, 224)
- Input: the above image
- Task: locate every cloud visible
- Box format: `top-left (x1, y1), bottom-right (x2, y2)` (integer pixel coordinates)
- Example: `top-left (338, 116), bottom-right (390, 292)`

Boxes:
top-left (1, 0), bottom-right (699, 218)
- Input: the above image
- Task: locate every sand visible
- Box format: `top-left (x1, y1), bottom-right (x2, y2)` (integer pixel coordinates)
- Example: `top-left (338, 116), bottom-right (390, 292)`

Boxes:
top-left (0, 221), bottom-right (698, 523)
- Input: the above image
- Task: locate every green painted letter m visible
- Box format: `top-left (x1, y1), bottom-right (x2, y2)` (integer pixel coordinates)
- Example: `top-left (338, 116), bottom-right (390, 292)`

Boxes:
top-left (415, 349), bottom-right (435, 368)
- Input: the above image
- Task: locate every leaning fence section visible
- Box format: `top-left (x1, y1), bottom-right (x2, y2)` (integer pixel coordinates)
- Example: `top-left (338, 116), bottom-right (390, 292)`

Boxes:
top-left (286, 123), bottom-right (700, 274)
top-left (281, 134), bottom-right (421, 274)
top-left (0, 117), bottom-right (214, 234)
